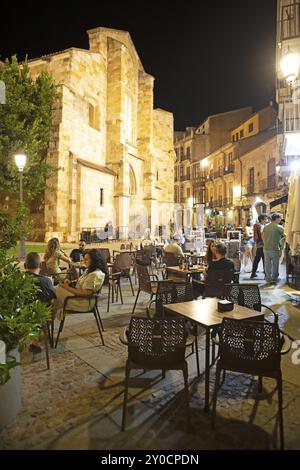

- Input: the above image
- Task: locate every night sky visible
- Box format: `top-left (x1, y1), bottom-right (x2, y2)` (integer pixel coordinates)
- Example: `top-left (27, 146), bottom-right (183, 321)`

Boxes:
top-left (0, 0), bottom-right (277, 130)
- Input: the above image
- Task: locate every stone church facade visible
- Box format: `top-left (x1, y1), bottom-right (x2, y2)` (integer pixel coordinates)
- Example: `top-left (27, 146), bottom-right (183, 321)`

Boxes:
top-left (28, 27), bottom-right (175, 241)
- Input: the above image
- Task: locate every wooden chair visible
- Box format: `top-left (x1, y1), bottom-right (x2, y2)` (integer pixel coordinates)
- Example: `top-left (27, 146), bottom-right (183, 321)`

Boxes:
top-left (211, 317), bottom-right (291, 449)
top-left (120, 316), bottom-right (189, 431)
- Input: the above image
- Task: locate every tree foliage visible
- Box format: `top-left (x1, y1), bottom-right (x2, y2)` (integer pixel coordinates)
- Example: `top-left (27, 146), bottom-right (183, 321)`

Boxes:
top-left (0, 55), bottom-right (58, 199)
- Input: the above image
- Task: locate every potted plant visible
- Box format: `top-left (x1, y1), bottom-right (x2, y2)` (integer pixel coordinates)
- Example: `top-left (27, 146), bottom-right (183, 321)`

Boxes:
top-left (0, 213), bottom-right (50, 431)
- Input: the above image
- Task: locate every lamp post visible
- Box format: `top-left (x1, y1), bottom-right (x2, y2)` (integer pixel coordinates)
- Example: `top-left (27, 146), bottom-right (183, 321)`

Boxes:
top-left (280, 51), bottom-right (300, 84)
top-left (14, 152), bottom-right (27, 260)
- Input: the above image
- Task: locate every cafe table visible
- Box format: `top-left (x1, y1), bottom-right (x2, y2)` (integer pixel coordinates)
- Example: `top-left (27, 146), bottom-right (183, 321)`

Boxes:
top-left (166, 265), bottom-right (206, 281)
top-left (164, 298), bottom-right (264, 412)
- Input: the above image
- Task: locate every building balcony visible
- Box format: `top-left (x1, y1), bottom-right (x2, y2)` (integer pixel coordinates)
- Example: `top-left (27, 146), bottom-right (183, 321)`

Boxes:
top-left (180, 175), bottom-right (191, 182)
top-left (259, 175), bottom-right (278, 192)
top-left (244, 184), bottom-right (255, 196)
top-left (284, 117), bottom-right (300, 133)
top-left (214, 169), bottom-right (223, 178)
top-left (223, 164), bottom-right (235, 175)
top-left (223, 197), bottom-right (233, 207)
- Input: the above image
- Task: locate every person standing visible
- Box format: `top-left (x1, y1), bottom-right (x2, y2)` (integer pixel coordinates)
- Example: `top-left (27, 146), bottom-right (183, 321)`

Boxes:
top-left (243, 219), bottom-right (254, 273)
top-left (263, 213), bottom-right (285, 285)
top-left (250, 214), bottom-right (268, 279)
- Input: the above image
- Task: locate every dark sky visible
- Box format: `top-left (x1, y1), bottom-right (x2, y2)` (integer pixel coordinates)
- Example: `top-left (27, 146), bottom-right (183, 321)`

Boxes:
top-left (0, 0), bottom-right (277, 130)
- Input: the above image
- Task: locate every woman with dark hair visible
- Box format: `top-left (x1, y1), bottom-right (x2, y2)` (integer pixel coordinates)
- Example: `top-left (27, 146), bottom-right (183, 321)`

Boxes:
top-left (52, 249), bottom-right (107, 318)
top-left (204, 239), bottom-right (216, 268)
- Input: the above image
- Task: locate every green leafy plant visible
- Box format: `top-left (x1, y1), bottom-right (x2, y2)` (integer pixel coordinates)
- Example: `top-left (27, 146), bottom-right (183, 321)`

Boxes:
top-left (0, 55), bottom-right (58, 200)
top-left (0, 214), bottom-right (50, 384)
top-left (0, 357), bottom-right (20, 386)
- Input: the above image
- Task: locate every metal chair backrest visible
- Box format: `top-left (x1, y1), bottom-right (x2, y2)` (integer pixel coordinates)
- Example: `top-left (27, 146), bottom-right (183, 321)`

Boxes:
top-left (135, 248), bottom-right (154, 266)
top-left (98, 248), bottom-right (110, 264)
top-left (136, 264), bottom-right (153, 293)
top-left (40, 261), bottom-right (51, 276)
top-left (155, 281), bottom-right (194, 317)
top-left (113, 252), bottom-right (131, 275)
top-left (127, 317), bottom-right (187, 367)
top-left (219, 317), bottom-right (281, 374)
top-left (163, 251), bottom-right (180, 267)
top-left (204, 267), bottom-right (235, 298)
top-left (224, 283), bottom-right (261, 312)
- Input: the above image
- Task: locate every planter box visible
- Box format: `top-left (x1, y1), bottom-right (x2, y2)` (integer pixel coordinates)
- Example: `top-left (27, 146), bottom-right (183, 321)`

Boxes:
top-left (0, 349), bottom-right (21, 432)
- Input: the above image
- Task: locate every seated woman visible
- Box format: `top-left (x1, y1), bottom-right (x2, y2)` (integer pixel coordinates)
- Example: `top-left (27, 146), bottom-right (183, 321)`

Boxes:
top-left (204, 239), bottom-right (216, 269)
top-left (44, 237), bottom-right (72, 275)
top-left (52, 249), bottom-right (107, 318)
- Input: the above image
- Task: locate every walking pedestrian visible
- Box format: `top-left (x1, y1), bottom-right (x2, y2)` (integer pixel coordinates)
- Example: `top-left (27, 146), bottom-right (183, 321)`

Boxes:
top-left (263, 213), bottom-right (285, 285)
top-left (250, 214), bottom-right (268, 279)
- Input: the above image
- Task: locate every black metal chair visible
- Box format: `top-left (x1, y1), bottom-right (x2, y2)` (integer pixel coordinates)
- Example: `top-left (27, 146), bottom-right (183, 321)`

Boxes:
top-left (223, 283), bottom-right (277, 317)
top-left (163, 251), bottom-right (180, 267)
top-left (54, 292), bottom-right (104, 348)
top-left (112, 252), bottom-right (134, 296)
top-left (131, 264), bottom-right (158, 314)
top-left (98, 248), bottom-right (111, 264)
top-left (154, 280), bottom-right (201, 376)
top-left (106, 271), bottom-right (123, 312)
top-left (120, 316), bottom-right (189, 431)
top-left (211, 317), bottom-right (291, 450)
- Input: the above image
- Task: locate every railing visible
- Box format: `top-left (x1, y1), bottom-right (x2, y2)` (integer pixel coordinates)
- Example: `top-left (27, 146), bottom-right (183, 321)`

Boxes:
top-left (259, 175), bottom-right (277, 192)
top-left (214, 169), bottom-right (223, 178)
top-left (192, 175), bottom-right (206, 184)
top-left (223, 197), bottom-right (233, 207)
top-left (280, 1), bottom-right (300, 41)
top-left (284, 117), bottom-right (300, 133)
top-left (245, 184), bottom-right (255, 196)
top-left (223, 164), bottom-right (235, 175)
top-left (213, 199), bottom-right (222, 208)
top-left (80, 226), bottom-right (134, 242)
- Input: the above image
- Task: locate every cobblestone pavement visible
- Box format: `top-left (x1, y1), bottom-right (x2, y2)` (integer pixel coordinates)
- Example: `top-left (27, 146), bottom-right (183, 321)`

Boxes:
top-left (1, 269), bottom-right (300, 450)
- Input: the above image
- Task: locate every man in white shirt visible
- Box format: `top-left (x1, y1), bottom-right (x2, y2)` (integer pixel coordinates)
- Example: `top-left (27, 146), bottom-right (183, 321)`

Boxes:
top-left (163, 236), bottom-right (184, 257)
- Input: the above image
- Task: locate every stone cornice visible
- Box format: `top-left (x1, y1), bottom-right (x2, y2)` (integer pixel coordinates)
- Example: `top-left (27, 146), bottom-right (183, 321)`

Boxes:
top-left (77, 158), bottom-right (116, 176)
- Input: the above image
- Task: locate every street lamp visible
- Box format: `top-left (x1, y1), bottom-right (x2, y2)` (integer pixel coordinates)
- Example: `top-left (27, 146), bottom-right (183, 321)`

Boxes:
top-left (280, 51), bottom-right (300, 83)
top-left (14, 152), bottom-right (27, 259)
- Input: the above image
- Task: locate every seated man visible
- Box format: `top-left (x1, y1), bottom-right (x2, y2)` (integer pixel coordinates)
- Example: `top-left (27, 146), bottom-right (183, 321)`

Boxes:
top-left (70, 239), bottom-right (86, 263)
top-left (163, 235), bottom-right (184, 257)
top-left (193, 242), bottom-right (234, 298)
top-left (25, 252), bottom-right (56, 304)
top-left (25, 252), bottom-right (57, 352)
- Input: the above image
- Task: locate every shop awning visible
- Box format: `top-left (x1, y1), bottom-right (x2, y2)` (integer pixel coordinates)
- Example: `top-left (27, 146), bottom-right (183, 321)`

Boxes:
top-left (270, 194), bottom-right (288, 209)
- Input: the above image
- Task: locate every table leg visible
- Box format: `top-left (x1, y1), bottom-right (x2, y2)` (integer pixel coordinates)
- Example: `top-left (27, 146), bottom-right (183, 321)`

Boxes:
top-left (204, 327), bottom-right (210, 412)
